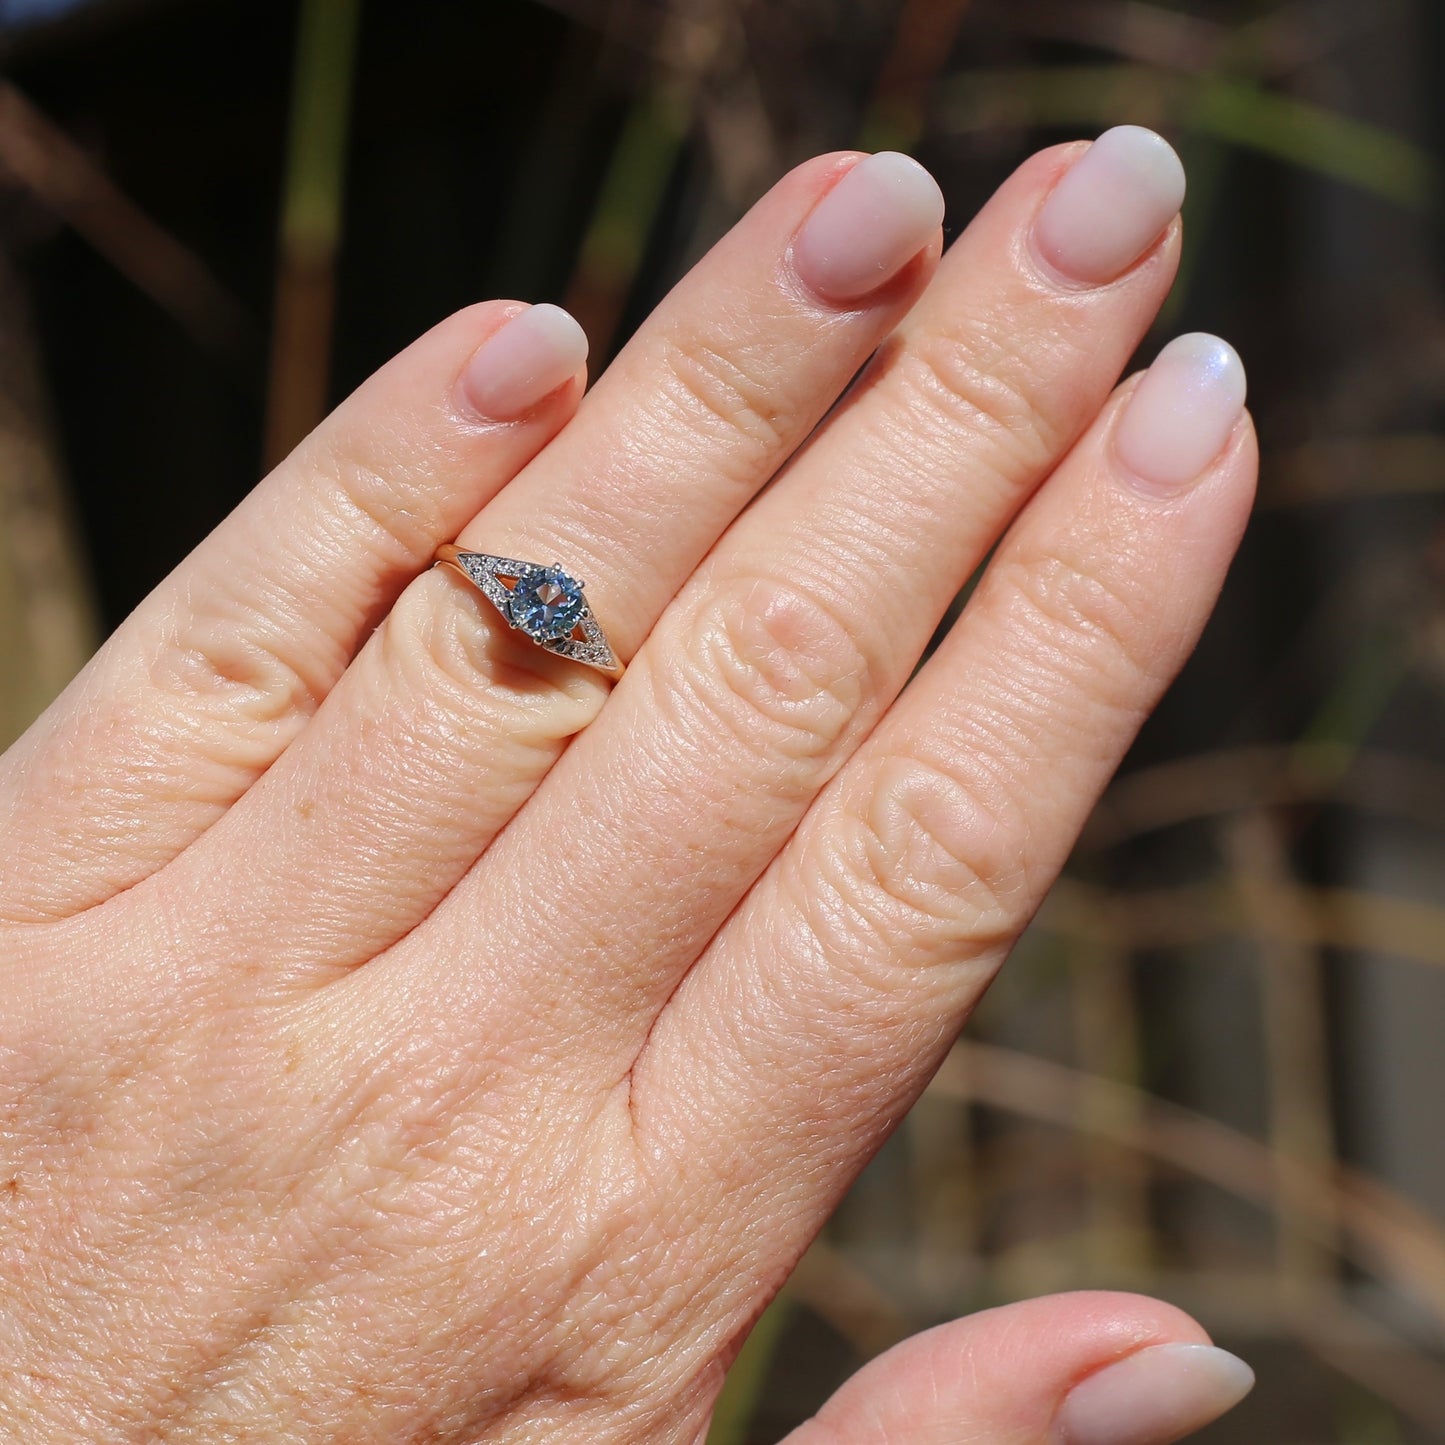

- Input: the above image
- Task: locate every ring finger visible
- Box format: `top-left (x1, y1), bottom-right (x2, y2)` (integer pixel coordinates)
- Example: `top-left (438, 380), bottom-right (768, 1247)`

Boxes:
top-left (143, 149), bottom-right (947, 978)
top-left (376, 127), bottom-right (1188, 1061)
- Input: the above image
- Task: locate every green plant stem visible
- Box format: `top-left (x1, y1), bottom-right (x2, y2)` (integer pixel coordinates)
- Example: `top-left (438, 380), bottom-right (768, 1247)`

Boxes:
top-left (706, 1293), bottom-right (794, 1445)
top-left (938, 65), bottom-right (1434, 209)
top-left (265, 0), bottom-right (362, 467)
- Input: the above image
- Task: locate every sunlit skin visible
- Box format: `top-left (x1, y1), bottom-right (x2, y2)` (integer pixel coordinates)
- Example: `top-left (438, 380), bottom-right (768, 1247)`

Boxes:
top-left (0, 133), bottom-right (1256, 1443)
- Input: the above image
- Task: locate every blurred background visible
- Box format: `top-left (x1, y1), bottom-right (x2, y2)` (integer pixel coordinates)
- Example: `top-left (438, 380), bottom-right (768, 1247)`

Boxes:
top-left (2, 0), bottom-right (1443, 1439)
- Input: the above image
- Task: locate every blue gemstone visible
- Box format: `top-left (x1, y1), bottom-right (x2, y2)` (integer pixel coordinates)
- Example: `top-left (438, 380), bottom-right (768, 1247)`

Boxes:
top-left (507, 565), bottom-right (586, 642)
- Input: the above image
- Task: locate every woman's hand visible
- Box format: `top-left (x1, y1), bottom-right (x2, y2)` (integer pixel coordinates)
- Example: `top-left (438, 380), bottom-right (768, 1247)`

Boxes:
top-left (0, 128), bottom-right (1257, 1442)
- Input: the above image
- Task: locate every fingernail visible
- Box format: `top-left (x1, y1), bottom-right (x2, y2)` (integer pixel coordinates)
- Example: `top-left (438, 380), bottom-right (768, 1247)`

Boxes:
top-left (459, 303), bottom-right (589, 420)
top-left (1053, 1343), bottom-right (1256, 1445)
top-left (1115, 333), bottom-right (1247, 495)
top-left (1034, 125), bottom-right (1186, 285)
top-left (792, 151), bottom-right (945, 304)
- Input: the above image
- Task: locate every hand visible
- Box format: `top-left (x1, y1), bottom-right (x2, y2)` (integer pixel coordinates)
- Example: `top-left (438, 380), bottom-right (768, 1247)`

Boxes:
top-left (0, 128), bottom-right (1257, 1442)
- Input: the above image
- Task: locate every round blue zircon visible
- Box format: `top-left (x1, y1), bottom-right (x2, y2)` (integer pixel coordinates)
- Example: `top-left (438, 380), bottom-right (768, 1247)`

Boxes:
top-left (507, 564), bottom-right (587, 642)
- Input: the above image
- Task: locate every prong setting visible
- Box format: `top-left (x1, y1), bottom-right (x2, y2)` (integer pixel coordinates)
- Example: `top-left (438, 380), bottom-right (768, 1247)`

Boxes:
top-left (435, 547), bottom-right (623, 678)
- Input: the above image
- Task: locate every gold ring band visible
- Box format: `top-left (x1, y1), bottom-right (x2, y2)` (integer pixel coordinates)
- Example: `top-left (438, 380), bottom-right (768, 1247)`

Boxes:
top-left (433, 544), bottom-right (624, 680)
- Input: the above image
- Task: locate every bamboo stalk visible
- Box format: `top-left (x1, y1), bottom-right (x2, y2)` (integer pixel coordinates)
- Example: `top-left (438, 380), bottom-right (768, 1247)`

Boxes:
top-left (903, 1072), bottom-right (981, 1313)
top-left (1042, 872), bottom-right (1445, 974)
top-left (0, 82), bottom-right (254, 364)
top-left (1069, 929), bottom-right (1154, 1278)
top-left (704, 1289), bottom-right (794, 1445)
top-left (1225, 811), bottom-right (1340, 1294)
top-left (0, 246), bottom-right (96, 747)
top-left (935, 65), bottom-right (1433, 208)
top-left (561, 79), bottom-right (690, 359)
top-left (1082, 744), bottom-right (1445, 851)
top-left (858, 0), bottom-right (973, 154)
top-left (264, 0), bottom-right (362, 469)
top-left (932, 1044), bottom-right (1445, 1328)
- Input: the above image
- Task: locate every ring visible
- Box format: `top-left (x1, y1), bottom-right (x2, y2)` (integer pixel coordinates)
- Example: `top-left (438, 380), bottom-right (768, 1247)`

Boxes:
top-left (433, 544), bottom-right (624, 680)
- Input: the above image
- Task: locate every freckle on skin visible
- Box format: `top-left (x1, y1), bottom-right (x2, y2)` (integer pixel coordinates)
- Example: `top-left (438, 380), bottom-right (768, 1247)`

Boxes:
top-left (297, 799), bottom-right (315, 819)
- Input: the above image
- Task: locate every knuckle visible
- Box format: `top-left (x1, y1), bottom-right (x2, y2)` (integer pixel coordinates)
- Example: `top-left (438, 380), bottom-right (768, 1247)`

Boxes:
top-left (149, 608), bottom-right (320, 752)
top-left (663, 573), bottom-right (870, 791)
top-left (816, 750), bottom-right (1031, 966)
top-left (309, 428), bottom-right (449, 565)
top-left (895, 321), bottom-right (1059, 477)
top-left (993, 544), bottom-right (1162, 702)
top-left (383, 573), bottom-right (607, 754)
top-left (655, 329), bottom-right (792, 458)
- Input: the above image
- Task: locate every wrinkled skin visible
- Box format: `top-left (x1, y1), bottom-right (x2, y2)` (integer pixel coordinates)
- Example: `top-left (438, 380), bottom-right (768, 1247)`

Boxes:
top-left (0, 141), bottom-right (1255, 1442)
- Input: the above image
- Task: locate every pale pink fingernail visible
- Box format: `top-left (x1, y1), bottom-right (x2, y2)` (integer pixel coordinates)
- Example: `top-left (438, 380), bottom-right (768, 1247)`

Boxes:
top-left (1034, 126), bottom-right (1186, 285)
top-left (1052, 1343), bottom-right (1256, 1445)
top-left (1115, 332), bottom-right (1247, 495)
top-left (459, 303), bottom-right (589, 420)
top-left (791, 151), bottom-right (945, 304)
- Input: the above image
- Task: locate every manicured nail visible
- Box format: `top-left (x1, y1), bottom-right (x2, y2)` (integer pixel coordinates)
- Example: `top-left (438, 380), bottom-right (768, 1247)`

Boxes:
top-left (792, 151), bottom-right (945, 304)
top-left (1052, 1343), bottom-right (1256, 1445)
top-left (459, 303), bottom-right (589, 420)
top-left (1034, 125), bottom-right (1186, 285)
top-left (1115, 333), bottom-right (1247, 495)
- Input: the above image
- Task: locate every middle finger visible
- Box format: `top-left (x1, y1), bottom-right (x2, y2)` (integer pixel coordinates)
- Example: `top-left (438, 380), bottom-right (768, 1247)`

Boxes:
top-left (387, 127), bottom-right (1187, 1064)
top-left (145, 148), bottom-right (946, 980)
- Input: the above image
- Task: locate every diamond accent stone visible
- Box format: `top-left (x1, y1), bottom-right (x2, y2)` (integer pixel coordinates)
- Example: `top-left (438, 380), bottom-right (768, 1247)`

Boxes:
top-left (448, 550), bottom-right (621, 675)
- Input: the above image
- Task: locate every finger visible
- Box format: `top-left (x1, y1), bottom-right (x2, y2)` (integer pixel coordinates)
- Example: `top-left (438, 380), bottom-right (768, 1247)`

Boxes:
top-left (155, 151), bottom-right (945, 978)
top-left (0, 300), bottom-right (589, 922)
top-left (387, 129), bottom-right (1184, 1063)
top-left (636, 339), bottom-right (1255, 1288)
top-left (776, 1293), bottom-right (1252, 1445)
